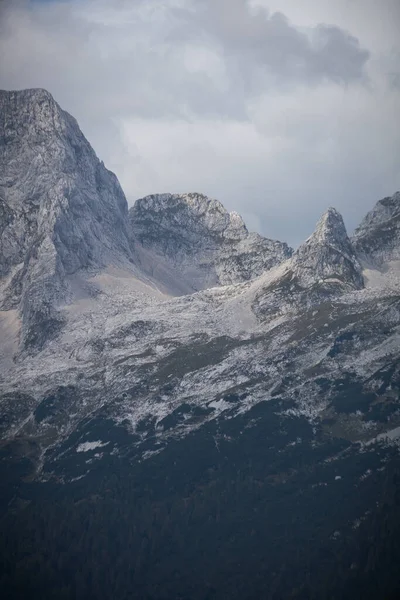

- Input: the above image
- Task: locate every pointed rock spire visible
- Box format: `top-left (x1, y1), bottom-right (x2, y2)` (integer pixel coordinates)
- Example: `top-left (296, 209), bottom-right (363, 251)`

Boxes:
top-left (308, 207), bottom-right (350, 246)
top-left (252, 207), bottom-right (364, 321)
top-left (292, 207), bottom-right (364, 290)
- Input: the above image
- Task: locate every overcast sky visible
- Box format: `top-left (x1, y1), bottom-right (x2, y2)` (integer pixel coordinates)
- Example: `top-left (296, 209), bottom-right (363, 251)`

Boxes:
top-left (1, 0), bottom-right (399, 246)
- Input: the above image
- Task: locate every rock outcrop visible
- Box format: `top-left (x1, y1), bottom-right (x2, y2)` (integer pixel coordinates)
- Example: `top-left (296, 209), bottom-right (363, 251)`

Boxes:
top-left (292, 207), bottom-right (364, 290)
top-left (352, 191), bottom-right (400, 265)
top-left (130, 192), bottom-right (293, 294)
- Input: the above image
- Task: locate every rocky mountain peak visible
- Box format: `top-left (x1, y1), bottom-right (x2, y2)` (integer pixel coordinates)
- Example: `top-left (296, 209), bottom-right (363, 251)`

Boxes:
top-left (352, 191), bottom-right (400, 264)
top-left (252, 207), bottom-right (364, 320)
top-left (1, 88), bottom-right (64, 138)
top-left (0, 88), bottom-right (132, 349)
top-left (132, 192), bottom-right (248, 242)
top-left (130, 192), bottom-right (292, 294)
top-left (302, 206), bottom-right (349, 248)
top-left (292, 206), bottom-right (363, 290)
top-left (356, 191), bottom-right (400, 228)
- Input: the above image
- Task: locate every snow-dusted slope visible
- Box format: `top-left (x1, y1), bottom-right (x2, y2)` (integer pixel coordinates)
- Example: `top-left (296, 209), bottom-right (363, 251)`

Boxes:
top-left (1, 203), bottom-right (399, 478)
top-left (0, 88), bottom-right (399, 492)
top-left (130, 192), bottom-right (292, 294)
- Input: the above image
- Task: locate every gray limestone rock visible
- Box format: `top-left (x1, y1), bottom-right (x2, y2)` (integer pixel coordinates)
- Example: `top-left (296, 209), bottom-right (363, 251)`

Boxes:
top-left (352, 191), bottom-right (400, 265)
top-left (0, 88), bottom-right (132, 349)
top-left (253, 207), bottom-right (364, 320)
top-left (292, 207), bottom-right (364, 290)
top-left (129, 192), bottom-right (293, 293)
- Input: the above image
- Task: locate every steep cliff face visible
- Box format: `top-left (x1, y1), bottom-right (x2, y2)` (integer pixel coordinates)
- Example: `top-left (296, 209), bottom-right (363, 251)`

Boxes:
top-left (292, 207), bottom-right (364, 289)
top-left (0, 89), bottom-right (132, 348)
top-left (352, 191), bottom-right (400, 265)
top-left (130, 192), bottom-right (293, 294)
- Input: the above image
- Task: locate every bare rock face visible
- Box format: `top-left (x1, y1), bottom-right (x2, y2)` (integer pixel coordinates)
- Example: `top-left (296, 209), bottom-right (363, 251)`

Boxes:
top-left (0, 89), bottom-right (132, 349)
top-left (292, 207), bottom-right (364, 290)
top-left (352, 191), bottom-right (400, 265)
top-left (129, 192), bottom-right (293, 294)
top-left (253, 207), bottom-right (364, 319)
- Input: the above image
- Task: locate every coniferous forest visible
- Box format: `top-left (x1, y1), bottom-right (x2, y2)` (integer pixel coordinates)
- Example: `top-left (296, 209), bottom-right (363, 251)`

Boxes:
top-left (1, 397), bottom-right (400, 600)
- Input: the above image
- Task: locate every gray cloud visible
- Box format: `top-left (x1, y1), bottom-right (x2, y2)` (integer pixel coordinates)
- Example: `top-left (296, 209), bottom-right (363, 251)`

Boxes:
top-left (0, 0), bottom-right (369, 121)
top-left (178, 0), bottom-right (370, 88)
top-left (0, 0), bottom-right (398, 246)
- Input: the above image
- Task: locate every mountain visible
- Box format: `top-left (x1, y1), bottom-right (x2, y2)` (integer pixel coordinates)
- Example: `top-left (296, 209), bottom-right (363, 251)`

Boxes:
top-left (130, 192), bottom-right (293, 294)
top-left (292, 207), bottom-right (363, 289)
top-left (252, 206), bottom-right (364, 319)
top-left (352, 190), bottom-right (400, 265)
top-left (0, 88), bottom-right (133, 350)
top-left (0, 89), bottom-right (292, 350)
top-left (0, 89), bottom-right (400, 600)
